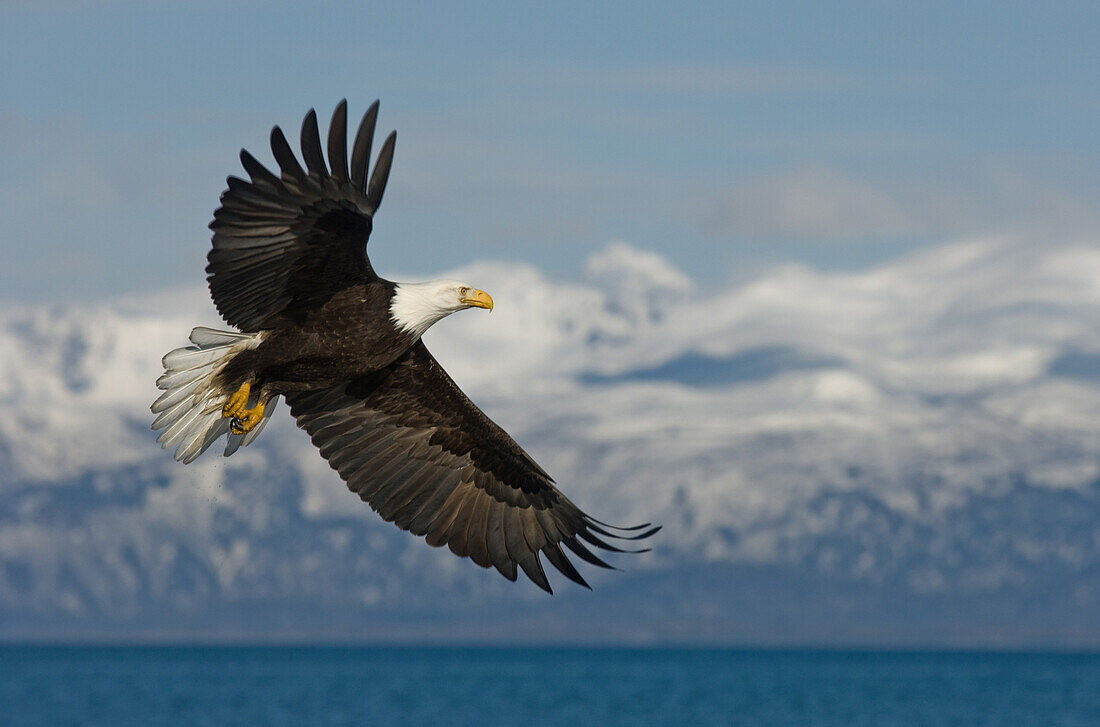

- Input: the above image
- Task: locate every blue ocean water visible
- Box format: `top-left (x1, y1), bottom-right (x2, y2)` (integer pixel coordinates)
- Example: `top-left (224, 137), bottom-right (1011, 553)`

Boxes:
top-left (1, 646), bottom-right (1098, 726)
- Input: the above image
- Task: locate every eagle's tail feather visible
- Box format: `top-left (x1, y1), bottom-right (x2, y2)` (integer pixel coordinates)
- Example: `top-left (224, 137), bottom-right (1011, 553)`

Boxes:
top-left (151, 327), bottom-right (270, 463)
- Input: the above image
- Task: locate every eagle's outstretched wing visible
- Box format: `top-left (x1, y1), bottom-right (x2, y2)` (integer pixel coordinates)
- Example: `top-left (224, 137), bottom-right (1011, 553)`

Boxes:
top-left (206, 100), bottom-right (395, 331)
top-left (285, 341), bottom-right (659, 592)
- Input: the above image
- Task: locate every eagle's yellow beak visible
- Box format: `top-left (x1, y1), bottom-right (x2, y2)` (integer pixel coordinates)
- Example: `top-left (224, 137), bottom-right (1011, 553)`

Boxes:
top-left (461, 289), bottom-right (494, 311)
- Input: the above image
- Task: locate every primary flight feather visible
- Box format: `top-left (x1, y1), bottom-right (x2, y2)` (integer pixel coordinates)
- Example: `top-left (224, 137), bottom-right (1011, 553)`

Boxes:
top-left (151, 100), bottom-right (658, 592)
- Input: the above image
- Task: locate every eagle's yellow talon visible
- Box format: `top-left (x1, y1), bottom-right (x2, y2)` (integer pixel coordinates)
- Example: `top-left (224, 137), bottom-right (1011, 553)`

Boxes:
top-left (230, 403), bottom-right (265, 435)
top-left (222, 382), bottom-right (251, 418)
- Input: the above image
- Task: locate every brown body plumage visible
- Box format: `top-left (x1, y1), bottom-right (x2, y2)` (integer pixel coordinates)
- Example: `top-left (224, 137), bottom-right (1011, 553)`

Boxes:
top-left (215, 280), bottom-right (414, 404)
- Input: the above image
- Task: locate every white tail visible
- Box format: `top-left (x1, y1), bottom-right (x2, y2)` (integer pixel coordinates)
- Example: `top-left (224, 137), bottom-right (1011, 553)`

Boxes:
top-left (151, 327), bottom-right (277, 463)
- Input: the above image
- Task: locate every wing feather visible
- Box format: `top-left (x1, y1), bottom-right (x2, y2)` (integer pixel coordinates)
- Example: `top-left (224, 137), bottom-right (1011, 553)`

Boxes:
top-left (426, 483), bottom-right (478, 549)
top-left (381, 463), bottom-right (440, 524)
top-left (563, 536), bottom-right (614, 570)
top-left (328, 100), bottom-right (350, 183)
top-left (206, 102), bottom-right (395, 331)
top-left (369, 456), bottom-right (429, 511)
top-left (239, 149), bottom-right (283, 191)
top-left (365, 131), bottom-right (396, 211)
top-left (350, 101), bottom-right (379, 191)
top-left (285, 341), bottom-right (658, 592)
top-left (542, 542), bottom-right (589, 589)
top-left (514, 511), bottom-right (552, 593)
top-left (299, 109), bottom-right (328, 177)
top-left (405, 471), bottom-right (465, 536)
top-left (270, 125), bottom-right (305, 179)
top-left (462, 489), bottom-right (493, 568)
top-left (485, 502), bottom-right (517, 581)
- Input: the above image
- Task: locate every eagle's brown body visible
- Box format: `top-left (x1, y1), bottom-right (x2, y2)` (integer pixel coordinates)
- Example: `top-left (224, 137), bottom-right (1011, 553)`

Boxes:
top-left (215, 279), bottom-right (416, 403)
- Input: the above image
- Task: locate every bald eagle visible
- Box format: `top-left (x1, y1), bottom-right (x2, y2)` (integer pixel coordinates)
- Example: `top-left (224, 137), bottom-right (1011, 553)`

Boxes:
top-left (151, 101), bottom-right (657, 592)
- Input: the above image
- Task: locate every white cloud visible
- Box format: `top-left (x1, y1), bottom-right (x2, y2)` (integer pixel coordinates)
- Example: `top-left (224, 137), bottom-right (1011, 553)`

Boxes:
top-left (2, 234), bottom-right (1100, 619)
top-left (584, 241), bottom-right (692, 293)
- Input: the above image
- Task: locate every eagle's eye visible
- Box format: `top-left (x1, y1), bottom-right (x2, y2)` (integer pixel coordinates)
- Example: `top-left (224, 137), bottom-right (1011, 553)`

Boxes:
top-left (459, 287), bottom-right (468, 296)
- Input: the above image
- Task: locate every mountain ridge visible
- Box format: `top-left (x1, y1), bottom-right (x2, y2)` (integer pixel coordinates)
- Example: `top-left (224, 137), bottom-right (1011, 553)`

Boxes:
top-left (2, 236), bottom-right (1099, 645)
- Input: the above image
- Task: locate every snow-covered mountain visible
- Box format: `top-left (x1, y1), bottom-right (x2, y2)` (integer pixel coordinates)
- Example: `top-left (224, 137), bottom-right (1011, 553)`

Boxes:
top-left (2, 236), bottom-right (1099, 646)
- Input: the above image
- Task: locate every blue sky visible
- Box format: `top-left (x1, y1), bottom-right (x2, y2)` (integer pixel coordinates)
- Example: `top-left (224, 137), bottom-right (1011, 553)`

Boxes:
top-left (2, 1), bottom-right (1098, 303)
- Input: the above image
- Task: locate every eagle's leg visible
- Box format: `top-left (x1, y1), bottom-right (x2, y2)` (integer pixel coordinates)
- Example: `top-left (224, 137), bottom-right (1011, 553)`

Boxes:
top-left (222, 381), bottom-right (251, 419)
top-left (222, 381), bottom-right (266, 434)
top-left (230, 403), bottom-right (265, 435)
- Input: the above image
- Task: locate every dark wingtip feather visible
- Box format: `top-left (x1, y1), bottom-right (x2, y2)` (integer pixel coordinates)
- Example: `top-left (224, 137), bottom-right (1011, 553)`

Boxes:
top-left (542, 543), bottom-right (591, 590)
top-left (300, 108), bottom-right (328, 177)
top-left (586, 520), bottom-right (662, 541)
top-left (365, 130), bottom-right (396, 212)
top-left (238, 148), bottom-right (282, 191)
top-left (516, 551), bottom-right (553, 593)
top-left (562, 537), bottom-right (616, 571)
top-left (328, 99), bottom-right (349, 182)
top-left (350, 100), bottom-right (380, 192)
top-left (496, 559), bottom-right (518, 582)
top-left (578, 529), bottom-right (651, 554)
top-left (587, 517), bottom-right (658, 532)
top-left (224, 175), bottom-right (250, 190)
top-left (270, 125), bottom-right (305, 179)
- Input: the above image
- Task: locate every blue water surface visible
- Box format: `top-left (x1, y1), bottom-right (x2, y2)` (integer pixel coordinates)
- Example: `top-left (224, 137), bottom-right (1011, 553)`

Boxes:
top-left (1, 646), bottom-right (1098, 726)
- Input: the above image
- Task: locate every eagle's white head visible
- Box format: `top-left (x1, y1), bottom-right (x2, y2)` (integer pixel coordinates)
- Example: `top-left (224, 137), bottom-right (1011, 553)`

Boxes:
top-left (390, 279), bottom-right (494, 339)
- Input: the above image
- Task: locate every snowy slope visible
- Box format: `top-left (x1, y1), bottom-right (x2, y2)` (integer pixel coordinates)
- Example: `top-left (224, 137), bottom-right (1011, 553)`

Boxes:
top-left (1, 236), bottom-right (1099, 645)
